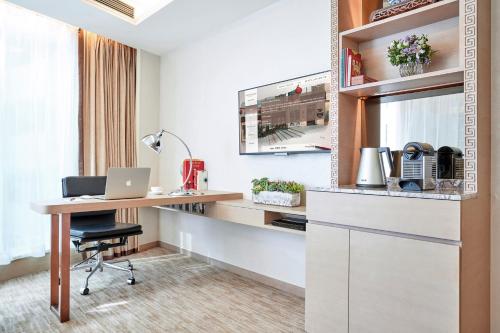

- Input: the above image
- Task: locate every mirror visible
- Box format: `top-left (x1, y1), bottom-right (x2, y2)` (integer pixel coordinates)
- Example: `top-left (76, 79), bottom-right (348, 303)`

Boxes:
top-left (365, 86), bottom-right (465, 152)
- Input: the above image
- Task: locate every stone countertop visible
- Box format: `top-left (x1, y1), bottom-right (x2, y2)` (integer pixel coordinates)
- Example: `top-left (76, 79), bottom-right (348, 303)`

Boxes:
top-left (310, 185), bottom-right (477, 201)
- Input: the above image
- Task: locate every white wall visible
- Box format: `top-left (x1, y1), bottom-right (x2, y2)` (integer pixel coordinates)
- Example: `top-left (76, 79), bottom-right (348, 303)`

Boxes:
top-left (137, 49), bottom-right (161, 246)
top-left (157, 0), bottom-right (331, 288)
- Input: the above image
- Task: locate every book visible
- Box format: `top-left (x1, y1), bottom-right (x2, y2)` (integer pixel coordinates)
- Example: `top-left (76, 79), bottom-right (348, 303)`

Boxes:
top-left (341, 48), bottom-right (363, 87)
top-left (347, 48), bottom-right (362, 87)
top-left (340, 48), bottom-right (345, 88)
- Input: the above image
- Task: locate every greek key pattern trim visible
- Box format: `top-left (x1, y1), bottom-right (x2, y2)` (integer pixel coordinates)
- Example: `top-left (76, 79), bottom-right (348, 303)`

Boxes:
top-left (463, 0), bottom-right (477, 193)
top-left (331, 0), bottom-right (339, 188)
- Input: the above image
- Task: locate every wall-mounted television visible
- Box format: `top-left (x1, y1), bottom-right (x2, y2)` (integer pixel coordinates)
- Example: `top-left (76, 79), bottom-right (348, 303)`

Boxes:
top-left (239, 71), bottom-right (331, 155)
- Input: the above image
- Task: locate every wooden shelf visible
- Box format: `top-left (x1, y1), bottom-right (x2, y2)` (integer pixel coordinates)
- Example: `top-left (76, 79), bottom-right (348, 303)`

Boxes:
top-left (215, 199), bottom-right (306, 216)
top-left (156, 199), bottom-right (306, 235)
top-left (340, 0), bottom-right (459, 42)
top-left (339, 67), bottom-right (463, 97)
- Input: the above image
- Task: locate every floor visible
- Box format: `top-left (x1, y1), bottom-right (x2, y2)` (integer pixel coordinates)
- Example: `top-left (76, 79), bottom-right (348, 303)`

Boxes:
top-left (0, 247), bottom-right (305, 333)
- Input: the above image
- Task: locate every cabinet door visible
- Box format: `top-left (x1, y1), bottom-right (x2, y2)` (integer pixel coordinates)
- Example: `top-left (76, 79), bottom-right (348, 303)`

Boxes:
top-left (349, 231), bottom-right (459, 333)
top-left (306, 223), bottom-right (349, 333)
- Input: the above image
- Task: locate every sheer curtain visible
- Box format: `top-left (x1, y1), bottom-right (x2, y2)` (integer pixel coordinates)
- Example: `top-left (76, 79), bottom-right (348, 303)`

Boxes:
top-left (380, 93), bottom-right (465, 151)
top-left (0, 2), bottom-right (79, 265)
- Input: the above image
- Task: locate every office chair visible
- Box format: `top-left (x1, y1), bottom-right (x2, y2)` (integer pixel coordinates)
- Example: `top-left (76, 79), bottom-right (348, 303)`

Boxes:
top-left (62, 176), bottom-right (143, 295)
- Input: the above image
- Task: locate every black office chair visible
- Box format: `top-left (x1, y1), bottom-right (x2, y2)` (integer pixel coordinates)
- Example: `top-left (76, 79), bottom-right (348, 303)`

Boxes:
top-left (62, 176), bottom-right (143, 295)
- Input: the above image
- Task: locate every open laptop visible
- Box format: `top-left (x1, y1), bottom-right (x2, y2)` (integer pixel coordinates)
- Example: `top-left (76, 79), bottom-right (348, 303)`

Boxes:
top-left (94, 168), bottom-right (151, 200)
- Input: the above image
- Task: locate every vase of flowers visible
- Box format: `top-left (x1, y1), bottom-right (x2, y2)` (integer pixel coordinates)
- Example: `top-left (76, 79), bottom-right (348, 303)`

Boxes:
top-left (387, 34), bottom-right (435, 77)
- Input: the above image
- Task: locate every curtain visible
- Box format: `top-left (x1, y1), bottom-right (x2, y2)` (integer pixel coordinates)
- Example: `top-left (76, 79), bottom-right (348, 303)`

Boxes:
top-left (79, 29), bottom-right (138, 258)
top-left (379, 93), bottom-right (465, 151)
top-left (0, 2), bottom-right (79, 265)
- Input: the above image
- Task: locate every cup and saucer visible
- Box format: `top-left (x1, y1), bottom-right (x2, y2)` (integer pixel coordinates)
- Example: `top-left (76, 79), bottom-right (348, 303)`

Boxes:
top-left (150, 186), bottom-right (164, 195)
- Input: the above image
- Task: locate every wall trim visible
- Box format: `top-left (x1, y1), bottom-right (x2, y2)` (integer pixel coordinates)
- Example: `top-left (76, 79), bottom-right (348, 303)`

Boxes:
top-left (138, 240), bottom-right (160, 252)
top-left (158, 241), bottom-right (305, 298)
top-left (463, 0), bottom-right (478, 193)
top-left (330, 0), bottom-right (339, 188)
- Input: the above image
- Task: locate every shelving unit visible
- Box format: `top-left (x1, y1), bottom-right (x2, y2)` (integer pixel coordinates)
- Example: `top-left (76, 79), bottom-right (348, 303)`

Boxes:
top-left (215, 199), bottom-right (306, 216)
top-left (334, 0), bottom-right (464, 185)
top-left (156, 199), bottom-right (306, 236)
top-left (321, 0), bottom-right (491, 331)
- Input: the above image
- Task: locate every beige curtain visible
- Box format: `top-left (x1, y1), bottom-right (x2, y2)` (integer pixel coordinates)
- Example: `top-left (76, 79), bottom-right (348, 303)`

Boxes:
top-left (79, 29), bottom-right (138, 258)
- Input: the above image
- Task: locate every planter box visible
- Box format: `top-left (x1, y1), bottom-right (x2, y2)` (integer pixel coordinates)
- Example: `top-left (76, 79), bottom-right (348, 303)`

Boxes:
top-left (252, 191), bottom-right (301, 207)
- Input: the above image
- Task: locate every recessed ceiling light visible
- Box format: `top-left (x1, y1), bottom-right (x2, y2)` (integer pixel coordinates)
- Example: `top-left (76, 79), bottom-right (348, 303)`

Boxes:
top-left (82, 0), bottom-right (174, 25)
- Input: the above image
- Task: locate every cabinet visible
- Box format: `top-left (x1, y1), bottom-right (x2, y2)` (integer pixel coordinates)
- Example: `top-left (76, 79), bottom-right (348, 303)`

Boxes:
top-left (305, 223), bottom-right (459, 333)
top-left (349, 231), bottom-right (459, 333)
top-left (305, 191), bottom-right (489, 333)
top-left (305, 223), bottom-right (349, 333)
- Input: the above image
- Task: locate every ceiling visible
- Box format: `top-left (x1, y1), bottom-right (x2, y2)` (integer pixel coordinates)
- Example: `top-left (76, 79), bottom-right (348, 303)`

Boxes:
top-left (6, 0), bottom-right (281, 55)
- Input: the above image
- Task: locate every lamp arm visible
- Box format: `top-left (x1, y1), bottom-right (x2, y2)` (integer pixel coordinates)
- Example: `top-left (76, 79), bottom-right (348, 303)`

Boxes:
top-left (160, 130), bottom-right (193, 191)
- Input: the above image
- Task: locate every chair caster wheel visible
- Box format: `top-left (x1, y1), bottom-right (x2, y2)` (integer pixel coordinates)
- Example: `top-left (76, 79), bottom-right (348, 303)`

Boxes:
top-left (80, 287), bottom-right (89, 295)
top-left (127, 278), bottom-right (135, 285)
top-left (128, 264), bottom-right (134, 270)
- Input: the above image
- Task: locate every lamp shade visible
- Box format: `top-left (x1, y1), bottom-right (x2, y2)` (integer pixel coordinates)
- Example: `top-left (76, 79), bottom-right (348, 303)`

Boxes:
top-left (141, 131), bottom-right (163, 154)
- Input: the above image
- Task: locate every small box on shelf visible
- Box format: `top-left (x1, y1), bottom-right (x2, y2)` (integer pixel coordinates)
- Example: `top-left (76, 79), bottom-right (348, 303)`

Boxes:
top-left (351, 75), bottom-right (378, 86)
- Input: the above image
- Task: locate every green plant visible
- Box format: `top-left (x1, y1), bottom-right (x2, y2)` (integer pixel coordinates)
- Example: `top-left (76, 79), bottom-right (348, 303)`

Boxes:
top-left (387, 34), bottom-right (436, 66)
top-left (251, 178), bottom-right (305, 194)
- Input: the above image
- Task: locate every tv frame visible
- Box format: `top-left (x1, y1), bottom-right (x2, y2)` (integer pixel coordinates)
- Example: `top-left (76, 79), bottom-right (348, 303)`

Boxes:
top-left (238, 70), bottom-right (332, 156)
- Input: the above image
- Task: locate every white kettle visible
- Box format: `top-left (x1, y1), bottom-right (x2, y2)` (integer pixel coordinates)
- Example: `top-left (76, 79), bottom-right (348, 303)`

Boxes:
top-left (356, 147), bottom-right (393, 188)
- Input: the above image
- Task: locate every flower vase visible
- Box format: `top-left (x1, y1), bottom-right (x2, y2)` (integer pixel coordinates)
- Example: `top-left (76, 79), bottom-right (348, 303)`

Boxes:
top-left (399, 63), bottom-right (424, 77)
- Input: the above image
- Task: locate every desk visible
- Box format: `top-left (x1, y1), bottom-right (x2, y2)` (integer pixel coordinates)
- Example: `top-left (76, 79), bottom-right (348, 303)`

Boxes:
top-left (30, 190), bottom-right (243, 323)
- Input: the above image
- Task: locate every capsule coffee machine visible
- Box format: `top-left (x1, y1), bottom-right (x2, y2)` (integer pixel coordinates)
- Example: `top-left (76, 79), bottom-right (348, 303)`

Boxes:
top-left (399, 142), bottom-right (436, 191)
top-left (437, 146), bottom-right (464, 179)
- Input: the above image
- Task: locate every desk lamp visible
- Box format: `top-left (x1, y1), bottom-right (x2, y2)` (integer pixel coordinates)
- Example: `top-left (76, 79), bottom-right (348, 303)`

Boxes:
top-left (141, 130), bottom-right (194, 196)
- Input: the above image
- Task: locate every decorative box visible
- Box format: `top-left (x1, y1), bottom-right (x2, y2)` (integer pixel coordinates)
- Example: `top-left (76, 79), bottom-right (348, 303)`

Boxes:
top-left (370, 0), bottom-right (436, 22)
top-left (252, 191), bottom-right (301, 207)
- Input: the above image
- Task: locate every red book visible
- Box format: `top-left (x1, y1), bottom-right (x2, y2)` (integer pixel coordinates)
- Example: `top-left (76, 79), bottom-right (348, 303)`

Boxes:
top-left (182, 159), bottom-right (205, 190)
top-left (346, 48), bottom-right (362, 87)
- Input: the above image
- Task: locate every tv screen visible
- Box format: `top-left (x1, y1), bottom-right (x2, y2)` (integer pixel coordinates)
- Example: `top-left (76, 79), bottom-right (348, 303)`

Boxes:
top-left (239, 71), bottom-right (331, 155)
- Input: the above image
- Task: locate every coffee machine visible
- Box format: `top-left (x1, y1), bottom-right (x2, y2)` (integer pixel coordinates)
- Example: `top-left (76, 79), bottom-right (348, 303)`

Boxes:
top-left (399, 142), bottom-right (436, 191)
top-left (437, 146), bottom-right (464, 179)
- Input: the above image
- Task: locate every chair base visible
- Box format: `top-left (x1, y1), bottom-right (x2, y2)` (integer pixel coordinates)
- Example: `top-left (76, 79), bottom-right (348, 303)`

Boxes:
top-left (71, 245), bottom-right (135, 295)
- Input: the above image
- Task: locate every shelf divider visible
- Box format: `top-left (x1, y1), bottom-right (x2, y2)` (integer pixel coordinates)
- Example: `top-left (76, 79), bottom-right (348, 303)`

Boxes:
top-left (339, 67), bottom-right (464, 97)
top-left (340, 0), bottom-right (459, 42)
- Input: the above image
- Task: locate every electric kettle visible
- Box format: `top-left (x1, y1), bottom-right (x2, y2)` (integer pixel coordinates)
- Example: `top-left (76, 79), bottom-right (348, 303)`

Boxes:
top-left (356, 147), bottom-right (394, 188)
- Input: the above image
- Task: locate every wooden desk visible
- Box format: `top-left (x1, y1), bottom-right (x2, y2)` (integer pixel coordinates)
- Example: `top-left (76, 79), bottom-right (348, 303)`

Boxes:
top-left (30, 190), bottom-right (242, 323)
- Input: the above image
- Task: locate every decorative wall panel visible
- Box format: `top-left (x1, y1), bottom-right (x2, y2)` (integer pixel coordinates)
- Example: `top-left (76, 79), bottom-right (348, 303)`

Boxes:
top-left (330, 0), bottom-right (339, 188)
top-left (463, 0), bottom-right (477, 193)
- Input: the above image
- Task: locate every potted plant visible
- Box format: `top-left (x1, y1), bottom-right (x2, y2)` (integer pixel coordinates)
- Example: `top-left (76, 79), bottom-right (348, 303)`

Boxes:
top-left (387, 34), bottom-right (436, 77)
top-left (251, 178), bottom-right (305, 207)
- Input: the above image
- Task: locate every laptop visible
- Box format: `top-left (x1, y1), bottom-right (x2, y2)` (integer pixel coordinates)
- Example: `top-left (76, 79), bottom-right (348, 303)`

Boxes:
top-left (94, 168), bottom-right (151, 200)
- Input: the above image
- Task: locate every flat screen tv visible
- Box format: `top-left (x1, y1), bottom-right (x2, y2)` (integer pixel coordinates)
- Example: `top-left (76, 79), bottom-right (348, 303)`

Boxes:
top-left (239, 71), bottom-right (331, 155)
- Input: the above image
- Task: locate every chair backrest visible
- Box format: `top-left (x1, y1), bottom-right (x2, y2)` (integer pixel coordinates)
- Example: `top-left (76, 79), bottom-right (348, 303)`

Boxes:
top-left (61, 176), bottom-right (116, 224)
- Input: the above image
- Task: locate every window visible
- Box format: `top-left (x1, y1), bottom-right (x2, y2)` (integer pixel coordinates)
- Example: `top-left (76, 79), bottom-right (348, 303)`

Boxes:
top-left (0, 2), bottom-right (79, 264)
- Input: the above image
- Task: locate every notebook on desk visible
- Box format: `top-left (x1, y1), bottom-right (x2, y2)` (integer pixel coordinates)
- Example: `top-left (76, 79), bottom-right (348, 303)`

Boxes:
top-left (93, 167), bottom-right (151, 200)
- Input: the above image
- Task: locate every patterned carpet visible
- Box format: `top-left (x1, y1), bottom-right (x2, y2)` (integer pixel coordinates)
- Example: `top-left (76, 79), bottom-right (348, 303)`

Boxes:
top-left (0, 248), bottom-right (305, 333)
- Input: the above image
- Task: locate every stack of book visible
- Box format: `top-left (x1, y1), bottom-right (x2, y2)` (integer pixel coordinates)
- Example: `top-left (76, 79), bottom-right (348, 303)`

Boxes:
top-left (340, 48), bottom-right (377, 87)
